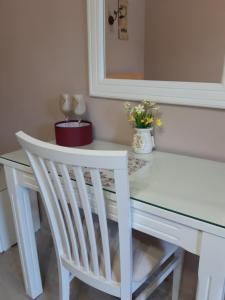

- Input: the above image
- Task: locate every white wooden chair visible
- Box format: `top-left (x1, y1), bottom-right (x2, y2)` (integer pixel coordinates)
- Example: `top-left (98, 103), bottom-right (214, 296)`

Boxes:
top-left (16, 131), bottom-right (184, 300)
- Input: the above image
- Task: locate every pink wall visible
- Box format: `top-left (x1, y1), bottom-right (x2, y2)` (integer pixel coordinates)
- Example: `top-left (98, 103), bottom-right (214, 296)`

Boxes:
top-left (1, 0), bottom-right (225, 162)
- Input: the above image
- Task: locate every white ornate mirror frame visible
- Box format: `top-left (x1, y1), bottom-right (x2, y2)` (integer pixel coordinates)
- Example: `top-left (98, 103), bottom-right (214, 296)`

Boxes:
top-left (87, 0), bottom-right (225, 109)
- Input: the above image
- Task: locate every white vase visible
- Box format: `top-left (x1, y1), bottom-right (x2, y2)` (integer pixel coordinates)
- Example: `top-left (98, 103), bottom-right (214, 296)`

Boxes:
top-left (132, 128), bottom-right (155, 154)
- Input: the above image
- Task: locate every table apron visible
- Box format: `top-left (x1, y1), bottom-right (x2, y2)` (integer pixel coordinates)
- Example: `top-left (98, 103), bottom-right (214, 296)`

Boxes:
top-left (16, 169), bottom-right (201, 255)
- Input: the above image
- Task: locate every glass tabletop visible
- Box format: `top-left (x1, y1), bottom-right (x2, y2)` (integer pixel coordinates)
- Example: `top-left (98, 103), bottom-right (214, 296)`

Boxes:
top-left (1, 140), bottom-right (225, 229)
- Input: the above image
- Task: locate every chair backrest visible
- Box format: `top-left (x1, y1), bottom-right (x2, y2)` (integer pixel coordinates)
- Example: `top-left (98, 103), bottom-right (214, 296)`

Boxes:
top-left (16, 131), bottom-right (132, 297)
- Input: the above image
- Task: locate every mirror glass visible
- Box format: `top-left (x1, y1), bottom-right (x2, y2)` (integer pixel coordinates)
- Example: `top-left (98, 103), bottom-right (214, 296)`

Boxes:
top-left (105, 0), bottom-right (225, 82)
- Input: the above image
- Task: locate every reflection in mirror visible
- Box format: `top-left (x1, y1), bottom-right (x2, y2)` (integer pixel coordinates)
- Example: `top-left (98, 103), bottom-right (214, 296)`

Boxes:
top-left (105, 0), bottom-right (225, 83)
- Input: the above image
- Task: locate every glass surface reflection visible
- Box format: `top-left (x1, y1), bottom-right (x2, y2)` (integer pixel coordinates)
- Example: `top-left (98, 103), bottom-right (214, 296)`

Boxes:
top-left (105, 0), bottom-right (225, 83)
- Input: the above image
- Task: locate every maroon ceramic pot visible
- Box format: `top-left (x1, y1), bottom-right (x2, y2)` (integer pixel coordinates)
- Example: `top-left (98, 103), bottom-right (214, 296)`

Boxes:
top-left (55, 120), bottom-right (93, 147)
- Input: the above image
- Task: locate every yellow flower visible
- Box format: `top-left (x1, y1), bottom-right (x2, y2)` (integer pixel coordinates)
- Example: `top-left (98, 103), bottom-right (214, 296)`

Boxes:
top-left (128, 115), bottom-right (134, 122)
top-left (155, 118), bottom-right (162, 127)
top-left (145, 116), bottom-right (154, 125)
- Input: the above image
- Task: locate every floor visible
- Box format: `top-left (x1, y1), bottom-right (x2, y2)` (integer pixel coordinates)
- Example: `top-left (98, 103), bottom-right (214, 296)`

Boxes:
top-left (0, 208), bottom-right (199, 300)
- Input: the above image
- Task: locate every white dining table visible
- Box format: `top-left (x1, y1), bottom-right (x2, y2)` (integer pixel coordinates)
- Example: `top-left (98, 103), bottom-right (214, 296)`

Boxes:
top-left (1, 140), bottom-right (225, 300)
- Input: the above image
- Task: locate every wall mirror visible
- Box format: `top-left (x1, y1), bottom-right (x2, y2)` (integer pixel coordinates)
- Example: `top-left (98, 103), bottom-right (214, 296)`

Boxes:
top-left (87, 0), bottom-right (225, 108)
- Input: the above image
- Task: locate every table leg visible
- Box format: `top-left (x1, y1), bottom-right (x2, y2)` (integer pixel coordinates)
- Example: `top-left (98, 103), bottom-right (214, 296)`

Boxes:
top-left (4, 166), bottom-right (43, 299)
top-left (197, 232), bottom-right (225, 300)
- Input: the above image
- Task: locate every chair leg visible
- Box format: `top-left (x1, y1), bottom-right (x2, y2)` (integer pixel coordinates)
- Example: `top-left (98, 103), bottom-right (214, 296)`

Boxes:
top-left (172, 249), bottom-right (184, 300)
top-left (121, 284), bottom-right (132, 300)
top-left (121, 290), bottom-right (132, 300)
top-left (58, 263), bottom-right (70, 300)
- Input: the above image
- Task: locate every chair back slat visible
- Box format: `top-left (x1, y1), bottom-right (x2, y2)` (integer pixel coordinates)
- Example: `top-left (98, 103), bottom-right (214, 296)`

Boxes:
top-left (26, 152), bottom-right (72, 258)
top-left (59, 164), bottom-right (89, 271)
top-left (46, 160), bottom-right (80, 266)
top-left (38, 156), bottom-right (73, 260)
top-left (90, 168), bottom-right (112, 281)
top-left (73, 166), bottom-right (100, 276)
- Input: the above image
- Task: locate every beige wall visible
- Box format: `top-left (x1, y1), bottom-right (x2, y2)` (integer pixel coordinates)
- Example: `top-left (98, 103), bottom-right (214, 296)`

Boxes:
top-left (1, 0), bottom-right (225, 162)
top-left (145, 0), bottom-right (225, 82)
top-left (0, 0), bottom-right (88, 153)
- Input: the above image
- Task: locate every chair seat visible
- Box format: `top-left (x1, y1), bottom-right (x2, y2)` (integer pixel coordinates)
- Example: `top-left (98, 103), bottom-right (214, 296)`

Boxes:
top-left (62, 215), bottom-right (178, 290)
top-left (98, 220), bottom-right (178, 284)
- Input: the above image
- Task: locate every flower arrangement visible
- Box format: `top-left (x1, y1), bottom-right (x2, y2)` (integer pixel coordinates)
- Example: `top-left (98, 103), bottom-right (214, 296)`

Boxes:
top-left (123, 100), bottom-right (162, 129)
